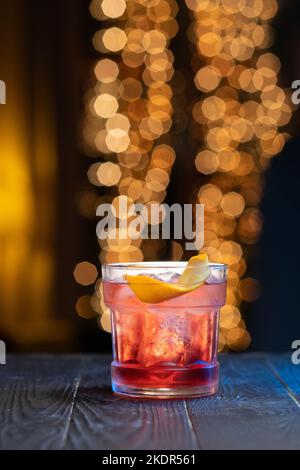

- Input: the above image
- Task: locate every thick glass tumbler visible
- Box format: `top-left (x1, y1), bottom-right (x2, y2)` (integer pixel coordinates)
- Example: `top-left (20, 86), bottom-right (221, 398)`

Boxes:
top-left (102, 262), bottom-right (227, 398)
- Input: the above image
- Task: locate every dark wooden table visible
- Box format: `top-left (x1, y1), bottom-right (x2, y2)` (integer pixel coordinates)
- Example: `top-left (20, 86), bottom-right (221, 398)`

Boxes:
top-left (0, 354), bottom-right (300, 450)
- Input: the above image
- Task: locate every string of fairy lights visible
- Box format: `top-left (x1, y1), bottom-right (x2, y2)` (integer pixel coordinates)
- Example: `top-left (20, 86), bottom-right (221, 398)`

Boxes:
top-left (185, 0), bottom-right (292, 351)
top-left (75, 0), bottom-right (294, 350)
top-left (76, 0), bottom-right (179, 329)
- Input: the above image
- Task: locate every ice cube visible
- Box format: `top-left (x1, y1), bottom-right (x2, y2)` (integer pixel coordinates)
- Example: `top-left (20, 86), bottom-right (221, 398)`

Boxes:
top-left (183, 311), bottom-right (214, 366)
top-left (137, 310), bottom-right (188, 367)
top-left (115, 308), bottom-right (142, 363)
top-left (154, 272), bottom-right (179, 283)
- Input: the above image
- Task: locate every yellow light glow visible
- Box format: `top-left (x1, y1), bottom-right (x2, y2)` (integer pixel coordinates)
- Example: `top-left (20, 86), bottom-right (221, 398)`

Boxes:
top-left (82, 0), bottom-right (287, 352)
top-left (106, 129), bottom-right (130, 153)
top-left (95, 59), bottom-right (119, 83)
top-left (120, 78), bottom-right (143, 102)
top-left (206, 127), bottom-right (232, 151)
top-left (202, 96), bottom-right (226, 121)
top-left (94, 94), bottom-right (118, 118)
top-left (195, 150), bottom-right (219, 175)
top-left (73, 262), bottom-right (98, 286)
top-left (94, 162), bottom-right (122, 187)
top-left (186, 0), bottom-right (216, 12)
top-left (95, 129), bottom-right (110, 154)
top-left (111, 195), bottom-right (134, 220)
top-left (198, 184), bottom-right (223, 211)
top-left (90, 0), bottom-right (105, 21)
top-left (151, 144), bottom-right (176, 169)
top-left (76, 296), bottom-right (97, 319)
top-left (221, 192), bottom-right (245, 218)
top-left (220, 305), bottom-right (241, 329)
top-left (194, 66), bottom-right (221, 92)
top-left (102, 27), bottom-right (127, 52)
top-left (146, 168), bottom-right (170, 192)
top-left (142, 30), bottom-right (167, 54)
top-left (198, 32), bottom-right (223, 58)
top-left (222, 0), bottom-right (246, 14)
top-left (106, 113), bottom-right (131, 133)
top-left (101, 0), bottom-right (126, 19)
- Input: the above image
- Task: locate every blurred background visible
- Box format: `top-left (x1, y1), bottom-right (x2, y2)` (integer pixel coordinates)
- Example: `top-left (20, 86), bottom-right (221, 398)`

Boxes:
top-left (0, 0), bottom-right (299, 354)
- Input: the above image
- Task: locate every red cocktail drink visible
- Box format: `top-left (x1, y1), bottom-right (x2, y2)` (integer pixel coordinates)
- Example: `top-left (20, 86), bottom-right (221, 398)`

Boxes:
top-left (102, 261), bottom-right (227, 398)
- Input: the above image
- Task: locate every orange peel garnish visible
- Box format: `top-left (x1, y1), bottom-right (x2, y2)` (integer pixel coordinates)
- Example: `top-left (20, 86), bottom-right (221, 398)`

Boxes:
top-left (125, 254), bottom-right (210, 304)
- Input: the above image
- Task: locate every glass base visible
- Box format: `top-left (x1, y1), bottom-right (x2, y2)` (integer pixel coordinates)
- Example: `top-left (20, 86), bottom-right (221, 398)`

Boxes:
top-left (113, 383), bottom-right (218, 399)
top-left (111, 362), bottom-right (219, 399)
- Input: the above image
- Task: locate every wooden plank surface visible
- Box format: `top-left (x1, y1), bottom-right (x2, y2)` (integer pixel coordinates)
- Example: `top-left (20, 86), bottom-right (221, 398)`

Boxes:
top-left (266, 354), bottom-right (300, 406)
top-left (64, 356), bottom-right (198, 450)
top-left (0, 356), bottom-right (84, 450)
top-left (0, 354), bottom-right (300, 450)
top-left (186, 354), bottom-right (300, 450)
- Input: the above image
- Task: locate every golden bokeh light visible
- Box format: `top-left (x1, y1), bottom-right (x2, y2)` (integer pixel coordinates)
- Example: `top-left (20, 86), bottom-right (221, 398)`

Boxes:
top-left (151, 144), bottom-right (176, 169)
top-left (229, 36), bottom-right (255, 62)
top-left (122, 49), bottom-right (145, 68)
top-left (94, 129), bottom-right (110, 154)
top-left (90, 0), bottom-right (106, 21)
top-left (257, 52), bottom-right (281, 74)
top-left (126, 29), bottom-right (146, 54)
top-left (225, 327), bottom-right (251, 351)
top-left (222, 0), bottom-right (246, 15)
top-left (94, 59), bottom-right (119, 83)
top-left (206, 127), bottom-right (232, 151)
top-left (194, 66), bottom-right (221, 92)
top-left (142, 30), bottom-right (167, 54)
top-left (218, 149), bottom-right (240, 172)
top-left (198, 32), bottom-right (223, 57)
top-left (79, 0), bottom-right (290, 352)
top-left (101, 0), bottom-right (126, 19)
top-left (94, 94), bottom-right (119, 118)
top-left (106, 129), bottom-right (130, 153)
top-left (88, 162), bottom-right (122, 187)
top-left (221, 192), bottom-right (245, 218)
top-left (146, 168), bottom-right (170, 192)
top-left (239, 277), bottom-right (261, 302)
top-left (191, 0), bottom-right (222, 13)
top-left (240, 0), bottom-right (263, 19)
top-left (111, 195), bottom-right (135, 220)
top-left (220, 305), bottom-right (241, 330)
top-left (202, 96), bottom-right (226, 121)
top-left (76, 295), bottom-right (97, 319)
top-left (220, 241), bottom-right (243, 265)
top-left (211, 53), bottom-right (234, 77)
top-left (195, 150), bottom-right (219, 175)
top-left (120, 78), bottom-right (143, 102)
top-left (118, 146), bottom-right (147, 169)
top-left (260, 0), bottom-right (278, 20)
top-left (106, 113), bottom-right (131, 133)
top-left (186, 0), bottom-right (284, 351)
top-left (100, 311), bottom-right (112, 333)
top-left (198, 184), bottom-right (223, 211)
top-left (73, 262), bottom-right (98, 286)
top-left (102, 27), bottom-right (127, 52)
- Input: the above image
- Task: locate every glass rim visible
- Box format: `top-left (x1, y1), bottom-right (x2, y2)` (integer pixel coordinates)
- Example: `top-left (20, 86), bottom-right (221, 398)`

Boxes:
top-left (103, 261), bottom-right (227, 270)
top-left (102, 261), bottom-right (227, 285)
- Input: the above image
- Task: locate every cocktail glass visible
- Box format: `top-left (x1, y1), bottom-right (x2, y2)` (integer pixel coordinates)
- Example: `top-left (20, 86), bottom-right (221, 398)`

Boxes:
top-left (102, 262), bottom-right (227, 399)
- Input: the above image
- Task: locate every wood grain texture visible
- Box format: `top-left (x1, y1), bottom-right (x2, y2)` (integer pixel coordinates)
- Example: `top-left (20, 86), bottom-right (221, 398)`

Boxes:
top-left (186, 354), bottom-right (300, 450)
top-left (63, 356), bottom-right (199, 450)
top-left (266, 354), bottom-right (300, 407)
top-left (0, 356), bottom-right (84, 449)
top-left (0, 355), bottom-right (197, 450)
top-left (0, 354), bottom-right (300, 450)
